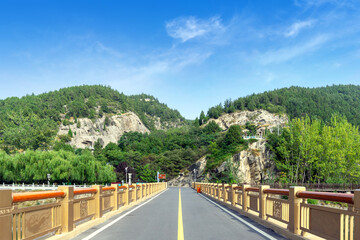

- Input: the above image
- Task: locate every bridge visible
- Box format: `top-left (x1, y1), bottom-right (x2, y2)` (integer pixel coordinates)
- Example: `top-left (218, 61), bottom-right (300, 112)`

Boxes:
top-left (0, 183), bottom-right (359, 240)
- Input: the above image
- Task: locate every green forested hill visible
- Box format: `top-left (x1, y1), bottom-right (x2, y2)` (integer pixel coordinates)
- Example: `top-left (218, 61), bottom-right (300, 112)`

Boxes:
top-left (0, 85), bottom-right (185, 151)
top-left (203, 85), bottom-right (360, 126)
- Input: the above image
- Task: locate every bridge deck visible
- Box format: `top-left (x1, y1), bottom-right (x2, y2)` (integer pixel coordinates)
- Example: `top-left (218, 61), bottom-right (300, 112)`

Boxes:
top-left (72, 187), bottom-right (287, 240)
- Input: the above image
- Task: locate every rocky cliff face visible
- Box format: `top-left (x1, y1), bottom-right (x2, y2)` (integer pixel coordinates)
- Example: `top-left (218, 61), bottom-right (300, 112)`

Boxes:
top-left (57, 112), bottom-right (150, 149)
top-left (169, 139), bottom-right (274, 186)
top-left (169, 110), bottom-right (284, 186)
top-left (205, 110), bottom-right (288, 136)
top-left (216, 139), bottom-right (274, 184)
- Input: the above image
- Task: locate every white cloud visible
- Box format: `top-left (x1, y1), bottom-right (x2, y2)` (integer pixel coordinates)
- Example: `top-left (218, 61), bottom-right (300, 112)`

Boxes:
top-left (166, 16), bottom-right (225, 42)
top-left (260, 35), bottom-right (330, 64)
top-left (285, 20), bottom-right (314, 37)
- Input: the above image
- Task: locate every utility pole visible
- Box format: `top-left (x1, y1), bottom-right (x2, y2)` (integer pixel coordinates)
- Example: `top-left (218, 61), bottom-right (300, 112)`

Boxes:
top-left (125, 167), bottom-right (128, 184)
top-left (128, 173), bottom-right (132, 186)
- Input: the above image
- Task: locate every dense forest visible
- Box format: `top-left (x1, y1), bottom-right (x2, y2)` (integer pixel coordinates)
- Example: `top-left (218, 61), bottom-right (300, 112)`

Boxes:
top-left (0, 85), bottom-right (185, 152)
top-left (201, 85), bottom-right (360, 127)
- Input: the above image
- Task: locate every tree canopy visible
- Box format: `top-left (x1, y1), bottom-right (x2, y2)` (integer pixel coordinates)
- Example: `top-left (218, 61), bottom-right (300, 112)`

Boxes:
top-left (202, 85), bottom-right (360, 127)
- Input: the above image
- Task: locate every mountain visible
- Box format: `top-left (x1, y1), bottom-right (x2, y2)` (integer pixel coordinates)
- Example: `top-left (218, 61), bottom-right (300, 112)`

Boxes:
top-left (202, 85), bottom-right (360, 126)
top-left (0, 85), bottom-right (186, 152)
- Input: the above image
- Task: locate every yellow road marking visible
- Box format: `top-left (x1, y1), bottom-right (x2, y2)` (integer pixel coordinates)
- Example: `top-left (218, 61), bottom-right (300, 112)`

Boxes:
top-left (178, 188), bottom-right (184, 240)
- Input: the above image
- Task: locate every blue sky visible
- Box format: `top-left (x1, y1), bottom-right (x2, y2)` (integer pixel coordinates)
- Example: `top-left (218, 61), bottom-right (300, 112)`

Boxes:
top-left (0, 0), bottom-right (359, 119)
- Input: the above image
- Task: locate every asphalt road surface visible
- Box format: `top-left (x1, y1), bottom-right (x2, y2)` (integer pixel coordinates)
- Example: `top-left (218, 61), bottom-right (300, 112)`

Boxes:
top-left (72, 187), bottom-right (287, 240)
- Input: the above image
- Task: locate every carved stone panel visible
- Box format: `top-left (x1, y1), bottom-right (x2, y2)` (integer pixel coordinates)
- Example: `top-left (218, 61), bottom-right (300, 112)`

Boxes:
top-left (80, 201), bottom-right (88, 218)
top-left (273, 201), bottom-right (282, 219)
top-left (310, 208), bottom-right (340, 240)
top-left (104, 196), bottom-right (110, 209)
top-left (25, 208), bottom-right (52, 237)
top-left (228, 193), bottom-right (232, 202)
top-left (250, 195), bottom-right (258, 211)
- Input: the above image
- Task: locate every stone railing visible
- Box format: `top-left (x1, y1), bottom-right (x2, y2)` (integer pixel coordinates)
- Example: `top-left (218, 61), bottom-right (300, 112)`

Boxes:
top-left (193, 182), bottom-right (360, 240)
top-left (0, 183), bottom-right (91, 191)
top-left (0, 182), bottom-right (167, 240)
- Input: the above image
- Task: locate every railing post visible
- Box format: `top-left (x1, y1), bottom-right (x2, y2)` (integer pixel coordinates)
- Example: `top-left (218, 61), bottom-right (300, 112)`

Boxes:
top-left (289, 186), bottom-right (306, 235)
top-left (223, 184), bottom-right (228, 203)
top-left (111, 184), bottom-right (119, 210)
top-left (217, 184), bottom-right (221, 201)
top-left (231, 184), bottom-right (237, 206)
top-left (354, 189), bottom-right (360, 239)
top-left (92, 185), bottom-right (103, 219)
top-left (242, 184), bottom-right (250, 212)
top-left (0, 189), bottom-right (12, 239)
top-left (58, 186), bottom-right (74, 233)
top-left (259, 185), bottom-right (270, 219)
top-left (123, 184), bottom-right (129, 206)
top-left (139, 184), bottom-right (143, 201)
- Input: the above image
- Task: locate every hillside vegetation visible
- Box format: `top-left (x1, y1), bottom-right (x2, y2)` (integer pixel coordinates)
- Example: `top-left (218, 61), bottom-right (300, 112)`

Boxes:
top-left (1, 84), bottom-right (360, 185)
top-left (202, 85), bottom-right (360, 126)
top-left (0, 85), bottom-right (185, 151)
top-left (267, 115), bottom-right (360, 185)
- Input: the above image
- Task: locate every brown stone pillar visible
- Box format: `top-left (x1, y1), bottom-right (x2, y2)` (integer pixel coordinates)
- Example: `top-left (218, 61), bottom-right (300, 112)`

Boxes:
top-left (58, 186), bottom-right (74, 233)
top-left (259, 185), bottom-right (270, 219)
top-left (231, 184), bottom-right (237, 206)
top-left (111, 184), bottom-right (119, 210)
top-left (139, 184), bottom-right (143, 200)
top-left (217, 184), bottom-right (221, 201)
top-left (288, 186), bottom-right (306, 235)
top-left (92, 185), bottom-right (103, 219)
top-left (123, 184), bottom-right (129, 206)
top-left (223, 184), bottom-right (228, 203)
top-left (0, 189), bottom-right (12, 240)
top-left (354, 190), bottom-right (360, 239)
top-left (242, 184), bottom-right (250, 212)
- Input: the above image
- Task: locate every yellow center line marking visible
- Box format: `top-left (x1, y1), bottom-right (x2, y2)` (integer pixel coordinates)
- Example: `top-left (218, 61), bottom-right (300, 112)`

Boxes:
top-left (178, 188), bottom-right (184, 240)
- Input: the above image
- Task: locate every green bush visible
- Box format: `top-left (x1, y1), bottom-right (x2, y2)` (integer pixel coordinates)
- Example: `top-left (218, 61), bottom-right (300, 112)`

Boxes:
top-left (307, 199), bottom-right (319, 205)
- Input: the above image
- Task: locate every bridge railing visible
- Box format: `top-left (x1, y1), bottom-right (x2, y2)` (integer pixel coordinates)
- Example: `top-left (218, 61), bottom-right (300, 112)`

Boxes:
top-left (0, 182), bottom-right (167, 240)
top-left (193, 182), bottom-right (360, 240)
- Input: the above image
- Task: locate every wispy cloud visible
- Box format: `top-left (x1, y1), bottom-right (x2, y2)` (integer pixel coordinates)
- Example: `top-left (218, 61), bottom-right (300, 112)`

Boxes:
top-left (260, 34), bottom-right (330, 64)
top-left (95, 42), bottom-right (123, 58)
top-left (285, 20), bottom-right (314, 37)
top-left (294, 0), bottom-right (346, 7)
top-left (166, 16), bottom-right (225, 42)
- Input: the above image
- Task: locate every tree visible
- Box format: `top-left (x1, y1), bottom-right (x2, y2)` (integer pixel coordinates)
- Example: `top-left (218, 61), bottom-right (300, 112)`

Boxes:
top-left (224, 125), bottom-right (243, 146)
top-left (203, 121), bottom-right (221, 134)
top-left (199, 111), bottom-right (206, 125)
top-left (68, 129), bottom-right (73, 138)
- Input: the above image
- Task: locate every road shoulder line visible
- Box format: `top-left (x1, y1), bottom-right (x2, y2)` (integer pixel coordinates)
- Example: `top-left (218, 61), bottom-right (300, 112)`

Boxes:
top-left (81, 188), bottom-right (169, 240)
top-left (198, 192), bottom-right (278, 240)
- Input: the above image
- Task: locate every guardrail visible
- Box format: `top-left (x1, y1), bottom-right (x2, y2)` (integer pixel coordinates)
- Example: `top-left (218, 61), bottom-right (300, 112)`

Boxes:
top-left (0, 182), bottom-right (167, 240)
top-left (193, 182), bottom-right (360, 240)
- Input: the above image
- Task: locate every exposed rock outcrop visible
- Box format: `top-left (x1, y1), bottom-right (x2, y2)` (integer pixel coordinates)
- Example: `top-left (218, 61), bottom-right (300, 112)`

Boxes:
top-left (57, 112), bottom-right (150, 149)
top-left (205, 110), bottom-right (288, 136)
top-left (215, 139), bottom-right (274, 184)
top-left (147, 114), bottom-right (185, 130)
top-left (169, 139), bottom-right (274, 186)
